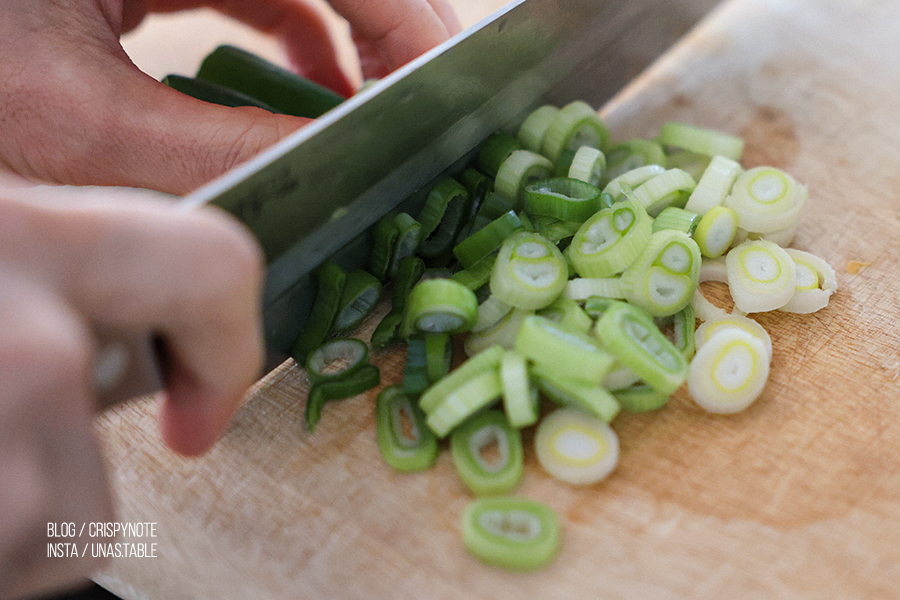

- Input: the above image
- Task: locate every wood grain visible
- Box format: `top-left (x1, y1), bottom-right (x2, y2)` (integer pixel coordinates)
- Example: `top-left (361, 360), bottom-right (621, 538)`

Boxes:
top-left (99, 0), bottom-right (900, 598)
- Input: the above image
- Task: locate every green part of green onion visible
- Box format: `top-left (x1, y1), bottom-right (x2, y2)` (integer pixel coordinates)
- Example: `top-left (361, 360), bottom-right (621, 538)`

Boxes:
top-left (477, 131), bottom-right (526, 178)
top-left (464, 307), bottom-right (531, 357)
top-left (563, 277), bottom-right (625, 302)
top-left (425, 368), bottom-right (503, 437)
top-left (632, 168), bottom-right (696, 217)
top-left (305, 337), bottom-right (369, 385)
top-left (531, 216), bottom-right (581, 244)
top-left (368, 215), bottom-right (399, 282)
top-left (417, 177), bottom-right (472, 258)
top-left (403, 336), bottom-right (432, 397)
top-left (598, 192), bottom-right (616, 210)
top-left (305, 363), bottom-right (380, 433)
top-left (425, 332), bottom-right (453, 383)
top-left (604, 139), bottom-right (667, 181)
top-left (370, 311), bottom-right (404, 349)
top-left (461, 496), bottom-right (560, 572)
top-left (602, 164), bottom-right (666, 200)
top-left (196, 45), bottom-right (344, 118)
top-left (534, 407), bottom-right (620, 484)
top-left (515, 314), bottom-right (617, 384)
top-left (419, 345), bottom-right (505, 414)
top-left (476, 192), bottom-right (516, 222)
top-left (663, 149), bottom-right (711, 181)
top-left (517, 105), bottom-right (559, 153)
top-left (530, 362), bottom-right (620, 423)
top-left (693, 205), bottom-right (739, 258)
top-left (332, 269), bottom-right (383, 333)
top-left (453, 210), bottom-right (523, 269)
top-left (494, 150), bottom-right (554, 208)
top-left (536, 296), bottom-right (593, 335)
top-left (582, 296), bottom-right (621, 319)
top-left (388, 213), bottom-right (423, 278)
top-left (370, 256), bottom-right (426, 348)
top-left (657, 121), bottom-right (744, 161)
top-left (666, 302), bottom-right (697, 359)
top-left (684, 155), bottom-right (742, 215)
top-left (619, 229), bottom-right (702, 317)
top-left (451, 254), bottom-right (497, 291)
top-left (291, 260), bottom-right (347, 364)
top-left (499, 350), bottom-right (539, 428)
top-left (402, 278), bottom-right (479, 337)
top-left (568, 195), bottom-right (653, 278)
top-left (523, 177), bottom-right (603, 223)
top-left (375, 385), bottom-right (439, 472)
top-left (451, 409), bottom-right (524, 496)
top-left (489, 231), bottom-right (568, 311)
top-left (567, 146), bottom-right (607, 186)
top-left (162, 74), bottom-right (281, 112)
top-left (541, 101), bottom-right (611, 162)
top-left (554, 148), bottom-right (577, 178)
top-left (613, 383), bottom-right (670, 413)
top-left (593, 301), bottom-right (688, 396)
top-left (652, 207), bottom-right (701, 235)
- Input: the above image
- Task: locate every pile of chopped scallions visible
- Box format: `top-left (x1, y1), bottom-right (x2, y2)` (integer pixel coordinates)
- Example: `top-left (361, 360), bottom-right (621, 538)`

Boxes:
top-left (290, 101), bottom-right (837, 571)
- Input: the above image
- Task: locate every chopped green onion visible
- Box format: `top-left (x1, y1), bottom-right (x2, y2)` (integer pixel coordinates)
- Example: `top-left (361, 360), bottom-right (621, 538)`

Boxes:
top-left (419, 345), bottom-right (505, 413)
top-left (604, 139), bottom-right (666, 180)
top-left (663, 149), bottom-right (712, 181)
top-left (499, 350), bottom-right (539, 428)
top-left (684, 155), bottom-right (742, 215)
top-left (613, 383), bottom-right (670, 413)
top-left (368, 215), bottom-right (398, 282)
top-left (305, 337), bottom-right (369, 385)
top-left (305, 363), bottom-right (380, 433)
top-left (162, 74), bottom-right (281, 111)
top-left (425, 368), bottom-right (503, 437)
top-left (453, 210), bottom-right (523, 269)
top-left (451, 409), bottom-right (523, 496)
top-left (631, 168), bottom-right (696, 217)
top-left (693, 206), bottom-right (739, 258)
top-left (619, 229), bottom-right (702, 317)
top-left (725, 240), bottom-right (797, 313)
top-left (403, 336), bottom-right (431, 397)
top-left (536, 296), bottom-right (593, 335)
top-left (594, 301), bottom-right (688, 395)
top-left (657, 122), bottom-right (744, 161)
top-left (517, 105), bottom-right (559, 153)
top-left (688, 328), bottom-right (769, 414)
top-left (464, 308), bottom-right (530, 357)
top-left (417, 177), bottom-right (472, 258)
top-left (523, 177), bottom-right (603, 223)
top-left (534, 407), bottom-right (620, 485)
top-left (388, 213), bottom-right (423, 278)
top-left (531, 216), bottom-right (581, 244)
top-left (494, 150), bottom-right (554, 207)
top-left (563, 277), bottom-right (625, 302)
top-left (723, 166), bottom-right (806, 234)
top-left (291, 260), bottom-right (347, 364)
top-left (403, 278), bottom-right (479, 336)
top-left (477, 131), bottom-right (526, 178)
top-left (695, 314), bottom-right (772, 362)
top-left (332, 269), bottom-right (383, 332)
top-left (652, 207), bottom-right (701, 235)
top-left (476, 192), bottom-right (516, 221)
top-left (733, 222), bottom-right (798, 248)
top-left (489, 232), bottom-right (568, 311)
top-left (530, 363), bottom-right (620, 423)
top-left (568, 196), bottom-right (653, 278)
top-left (515, 315), bottom-right (614, 385)
top-left (426, 333), bottom-right (453, 383)
top-left (461, 496), bottom-right (559, 571)
top-left (450, 254), bottom-right (497, 291)
top-left (473, 295), bottom-right (512, 333)
top-left (541, 101), bottom-right (610, 162)
top-left (371, 256), bottom-right (425, 348)
top-left (375, 386), bottom-right (439, 472)
top-left (780, 248), bottom-right (838, 314)
top-left (602, 164), bottom-right (666, 199)
top-left (583, 296), bottom-right (620, 319)
top-left (567, 146), bottom-right (607, 186)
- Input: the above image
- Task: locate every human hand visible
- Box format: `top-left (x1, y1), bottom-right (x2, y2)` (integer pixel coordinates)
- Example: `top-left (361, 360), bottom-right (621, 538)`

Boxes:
top-left (0, 0), bottom-right (460, 195)
top-left (0, 176), bottom-right (265, 598)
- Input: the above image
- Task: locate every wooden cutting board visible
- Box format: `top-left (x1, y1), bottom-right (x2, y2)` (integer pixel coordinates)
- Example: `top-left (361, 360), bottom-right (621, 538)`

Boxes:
top-left (97, 0), bottom-right (900, 597)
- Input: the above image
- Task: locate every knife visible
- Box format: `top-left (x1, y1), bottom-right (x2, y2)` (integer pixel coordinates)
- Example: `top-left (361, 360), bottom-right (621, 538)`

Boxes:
top-left (97, 0), bottom-right (716, 405)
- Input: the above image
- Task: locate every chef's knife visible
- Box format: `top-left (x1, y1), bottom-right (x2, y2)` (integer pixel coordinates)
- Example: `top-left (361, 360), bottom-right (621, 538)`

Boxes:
top-left (97, 0), bottom-right (718, 405)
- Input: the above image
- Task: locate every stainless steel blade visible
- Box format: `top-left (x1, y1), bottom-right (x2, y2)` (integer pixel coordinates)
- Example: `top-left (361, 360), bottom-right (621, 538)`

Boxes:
top-left (183, 0), bottom-right (717, 364)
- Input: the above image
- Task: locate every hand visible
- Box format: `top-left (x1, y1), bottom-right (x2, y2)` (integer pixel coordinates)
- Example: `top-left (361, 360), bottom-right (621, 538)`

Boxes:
top-left (0, 176), bottom-right (265, 598)
top-left (0, 0), bottom-right (460, 195)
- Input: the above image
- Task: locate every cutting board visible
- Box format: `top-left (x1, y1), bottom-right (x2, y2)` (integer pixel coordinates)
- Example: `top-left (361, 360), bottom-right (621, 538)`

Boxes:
top-left (96, 0), bottom-right (900, 598)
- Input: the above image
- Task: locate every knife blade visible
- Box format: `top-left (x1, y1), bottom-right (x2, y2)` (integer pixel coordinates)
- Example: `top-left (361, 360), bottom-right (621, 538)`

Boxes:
top-left (174, 0), bottom-right (715, 370)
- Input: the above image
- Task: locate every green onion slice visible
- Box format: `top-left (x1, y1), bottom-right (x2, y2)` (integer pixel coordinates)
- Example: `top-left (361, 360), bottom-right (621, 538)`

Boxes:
top-left (403, 278), bottom-right (479, 336)
top-left (619, 229), bottom-right (702, 317)
top-left (693, 205), bottom-right (739, 258)
top-left (563, 277), bottom-right (625, 302)
top-left (657, 121), bottom-right (744, 161)
top-left (723, 166), bottom-right (807, 234)
top-left (305, 363), bottom-right (380, 433)
top-left (453, 210), bottom-right (523, 269)
top-left (688, 328), bottom-right (769, 414)
top-left (371, 256), bottom-right (426, 348)
top-left (780, 248), bottom-right (838, 314)
top-left (536, 296), bottom-right (593, 335)
top-left (451, 409), bottom-right (524, 496)
top-left (368, 215), bottom-right (398, 282)
top-left (613, 383), bottom-right (670, 413)
top-left (695, 314), bottom-right (773, 363)
top-left (451, 254), bottom-right (497, 291)
top-left (305, 337), bottom-right (369, 385)
top-left (541, 101), bottom-right (611, 162)
top-left (725, 239), bottom-right (797, 313)
top-left (652, 207), bottom-right (701, 235)
top-left (494, 150), bottom-right (555, 207)
top-left (684, 155), bottom-right (742, 215)
top-left (531, 216), bottom-right (581, 244)
top-left (473, 295), bottom-right (513, 333)
top-left (530, 363), bottom-right (620, 423)
top-left (417, 177), bottom-right (472, 258)
top-left (523, 177), bottom-right (603, 223)
top-left (567, 146), bottom-right (607, 186)
top-left (162, 74), bottom-right (281, 111)
top-left (594, 301), bottom-right (688, 395)
top-left (631, 168), bottom-right (696, 217)
top-left (464, 308), bottom-right (531, 357)
top-left (291, 260), bottom-right (347, 364)
top-left (534, 407), bottom-right (620, 484)
top-left (733, 222), bottom-right (799, 248)
top-left (477, 131), bottom-right (526, 178)
top-left (604, 139), bottom-right (666, 180)
top-left (375, 386), bottom-right (438, 472)
top-left (515, 315), bottom-right (614, 385)
top-left (425, 369), bottom-right (503, 437)
top-left (517, 105), bottom-right (559, 153)
top-left (461, 496), bottom-right (560, 572)
top-left (568, 196), bottom-right (653, 278)
top-left (499, 350), bottom-right (539, 428)
top-left (389, 213), bottom-right (423, 278)
top-left (419, 345), bottom-right (505, 413)
top-left (332, 269), bottom-right (383, 332)
top-left (489, 232), bottom-right (568, 311)
top-left (602, 164), bottom-right (666, 200)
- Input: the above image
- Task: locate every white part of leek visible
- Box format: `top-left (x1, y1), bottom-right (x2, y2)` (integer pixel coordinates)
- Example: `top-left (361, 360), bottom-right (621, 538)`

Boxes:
top-left (726, 240), bottom-right (797, 313)
top-left (688, 329), bottom-right (769, 414)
